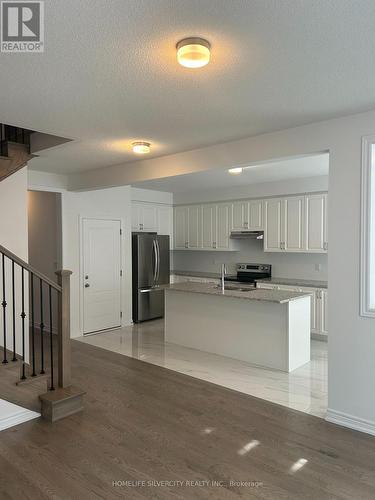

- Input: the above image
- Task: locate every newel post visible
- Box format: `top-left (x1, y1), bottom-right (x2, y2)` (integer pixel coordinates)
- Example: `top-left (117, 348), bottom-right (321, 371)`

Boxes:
top-left (55, 270), bottom-right (72, 388)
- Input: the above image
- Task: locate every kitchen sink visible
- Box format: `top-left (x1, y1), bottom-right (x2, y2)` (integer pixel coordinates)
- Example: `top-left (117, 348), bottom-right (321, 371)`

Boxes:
top-left (216, 285), bottom-right (255, 292)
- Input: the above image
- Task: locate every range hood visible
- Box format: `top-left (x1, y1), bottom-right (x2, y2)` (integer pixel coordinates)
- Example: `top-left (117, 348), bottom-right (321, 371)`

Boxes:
top-left (230, 230), bottom-right (264, 240)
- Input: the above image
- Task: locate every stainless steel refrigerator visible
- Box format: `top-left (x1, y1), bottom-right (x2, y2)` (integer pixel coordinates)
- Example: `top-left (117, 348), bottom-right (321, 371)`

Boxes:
top-left (132, 232), bottom-right (170, 323)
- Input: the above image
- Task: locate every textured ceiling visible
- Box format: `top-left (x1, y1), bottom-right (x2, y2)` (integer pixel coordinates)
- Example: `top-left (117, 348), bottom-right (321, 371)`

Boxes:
top-left (133, 154), bottom-right (329, 193)
top-left (0, 0), bottom-right (374, 174)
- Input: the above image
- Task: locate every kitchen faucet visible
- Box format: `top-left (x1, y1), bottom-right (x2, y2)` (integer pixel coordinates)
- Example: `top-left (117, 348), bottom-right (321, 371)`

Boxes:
top-left (220, 263), bottom-right (227, 292)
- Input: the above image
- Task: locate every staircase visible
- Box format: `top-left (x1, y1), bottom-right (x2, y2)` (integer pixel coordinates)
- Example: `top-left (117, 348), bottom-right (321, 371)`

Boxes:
top-left (0, 124), bottom-right (35, 181)
top-left (0, 244), bottom-right (84, 422)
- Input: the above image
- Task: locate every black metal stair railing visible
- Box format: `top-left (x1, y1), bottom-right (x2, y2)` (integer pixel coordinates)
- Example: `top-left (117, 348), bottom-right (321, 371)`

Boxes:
top-left (0, 244), bottom-right (66, 391)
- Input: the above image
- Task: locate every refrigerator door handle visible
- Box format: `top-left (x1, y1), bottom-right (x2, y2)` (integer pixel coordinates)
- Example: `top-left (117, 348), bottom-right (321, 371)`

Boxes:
top-left (139, 287), bottom-right (160, 293)
top-left (156, 239), bottom-right (161, 283)
top-left (152, 239), bottom-right (158, 285)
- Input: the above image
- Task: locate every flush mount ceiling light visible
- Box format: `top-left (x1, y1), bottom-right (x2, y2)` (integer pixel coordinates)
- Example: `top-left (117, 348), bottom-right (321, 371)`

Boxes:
top-left (228, 167), bottom-right (243, 175)
top-left (176, 37), bottom-right (211, 68)
top-left (132, 141), bottom-right (151, 154)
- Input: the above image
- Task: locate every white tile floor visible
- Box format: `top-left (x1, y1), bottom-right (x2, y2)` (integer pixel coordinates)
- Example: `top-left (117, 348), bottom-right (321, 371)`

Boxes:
top-left (78, 319), bottom-right (328, 418)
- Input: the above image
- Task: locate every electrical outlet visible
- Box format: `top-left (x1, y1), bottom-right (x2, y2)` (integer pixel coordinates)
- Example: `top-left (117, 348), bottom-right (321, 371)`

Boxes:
top-left (314, 263), bottom-right (321, 272)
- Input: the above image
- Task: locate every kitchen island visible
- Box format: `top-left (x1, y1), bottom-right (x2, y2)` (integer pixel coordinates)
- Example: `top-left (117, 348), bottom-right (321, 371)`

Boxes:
top-left (164, 282), bottom-right (311, 372)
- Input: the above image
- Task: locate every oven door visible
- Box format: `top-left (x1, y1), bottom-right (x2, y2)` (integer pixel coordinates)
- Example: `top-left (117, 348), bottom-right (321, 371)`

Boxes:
top-left (236, 272), bottom-right (271, 283)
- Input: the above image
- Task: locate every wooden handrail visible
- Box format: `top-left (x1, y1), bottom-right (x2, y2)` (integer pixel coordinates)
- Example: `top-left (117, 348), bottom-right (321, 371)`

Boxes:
top-left (0, 244), bottom-right (62, 292)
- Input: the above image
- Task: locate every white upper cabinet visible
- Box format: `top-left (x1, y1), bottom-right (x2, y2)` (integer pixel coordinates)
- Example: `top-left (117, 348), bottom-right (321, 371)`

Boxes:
top-left (305, 193), bottom-right (328, 253)
top-left (283, 196), bottom-right (305, 252)
top-left (264, 193), bottom-right (327, 253)
top-left (264, 198), bottom-right (283, 252)
top-left (132, 201), bottom-right (173, 247)
top-left (157, 205), bottom-right (173, 249)
top-left (216, 203), bottom-right (232, 250)
top-left (142, 203), bottom-right (158, 231)
top-left (174, 206), bottom-right (189, 249)
top-left (232, 200), bottom-right (263, 230)
top-left (187, 206), bottom-right (202, 248)
top-left (202, 204), bottom-right (217, 249)
top-left (131, 202), bottom-right (158, 232)
top-left (232, 201), bottom-right (248, 230)
top-left (249, 200), bottom-right (263, 230)
top-left (131, 203), bottom-right (141, 231)
top-left (173, 192), bottom-right (327, 253)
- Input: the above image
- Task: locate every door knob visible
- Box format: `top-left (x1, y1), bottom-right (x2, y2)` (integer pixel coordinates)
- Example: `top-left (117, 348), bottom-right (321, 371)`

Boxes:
top-left (85, 283), bottom-right (90, 288)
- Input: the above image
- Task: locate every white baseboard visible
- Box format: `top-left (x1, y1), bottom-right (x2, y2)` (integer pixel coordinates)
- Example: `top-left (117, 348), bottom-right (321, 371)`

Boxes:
top-left (0, 403), bottom-right (40, 432)
top-left (326, 408), bottom-right (375, 436)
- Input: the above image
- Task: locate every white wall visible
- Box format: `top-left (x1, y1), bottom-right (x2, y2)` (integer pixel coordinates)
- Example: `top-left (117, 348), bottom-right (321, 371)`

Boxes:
top-left (28, 191), bottom-right (61, 282)
top-left (173, 242), bottom-right (328, 281)
top-left (0, 168), bottom-right (28, 258)
top-left (62, 186), bottom-right (132, 338)
top-left (68, 108), bottom-right (375, 433)
top-left (174, 175), bottom-right (328, 205)
top-left (131, 187), bottom-right (173, 205)
top-left (28, 170), bottom-right (69, 191)
top-left (0, 167), bottom-right (29, 359)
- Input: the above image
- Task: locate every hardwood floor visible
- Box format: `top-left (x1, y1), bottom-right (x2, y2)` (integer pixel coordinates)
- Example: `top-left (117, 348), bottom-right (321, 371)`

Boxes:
top-left (0, 339), bottom-right (375, 499)
top-left (79, 320), bottom-right (328, 417)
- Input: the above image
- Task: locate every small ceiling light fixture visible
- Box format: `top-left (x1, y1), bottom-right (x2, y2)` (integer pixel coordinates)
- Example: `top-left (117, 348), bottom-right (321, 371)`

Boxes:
top-left (176, 37), bottom-right (211, 68)
top-left (132, 141), bottom-right (151, 154)
top-left (228, 167), bottom-right (243, 175)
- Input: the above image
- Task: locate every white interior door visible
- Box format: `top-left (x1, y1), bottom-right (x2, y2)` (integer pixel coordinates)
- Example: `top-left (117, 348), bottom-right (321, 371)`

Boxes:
top-left (82, 218), bottom-right (122, 334)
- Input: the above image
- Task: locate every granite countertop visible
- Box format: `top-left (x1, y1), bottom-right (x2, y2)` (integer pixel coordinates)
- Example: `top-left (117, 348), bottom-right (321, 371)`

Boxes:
top-left (171, 270), bottom-right (221, 279)
top-left (171, 271), bottom-right (327, 288)
top-left (163, 282), bottom-right (312, 304)
top-left (256, 277), bottom-right (328, 289)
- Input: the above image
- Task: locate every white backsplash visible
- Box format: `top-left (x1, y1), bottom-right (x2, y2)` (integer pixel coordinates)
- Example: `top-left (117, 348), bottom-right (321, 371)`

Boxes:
top-left (172, 239), bottom-right (328, 280)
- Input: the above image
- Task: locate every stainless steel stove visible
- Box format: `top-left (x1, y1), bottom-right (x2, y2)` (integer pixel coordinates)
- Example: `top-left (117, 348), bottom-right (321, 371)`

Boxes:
top-left (224, 263), bottom-right (272, 287)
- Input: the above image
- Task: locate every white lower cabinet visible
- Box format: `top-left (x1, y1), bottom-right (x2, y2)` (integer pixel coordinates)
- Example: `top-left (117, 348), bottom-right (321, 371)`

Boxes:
top-left (319, 289), bottom-right (328, 336)
top-left (257, 283), bottom-right (328, 337)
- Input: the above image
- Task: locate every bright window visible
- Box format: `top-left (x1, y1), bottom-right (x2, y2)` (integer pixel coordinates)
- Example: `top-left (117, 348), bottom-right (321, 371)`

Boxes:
top-left (361, 136), bottom-right (375, 316)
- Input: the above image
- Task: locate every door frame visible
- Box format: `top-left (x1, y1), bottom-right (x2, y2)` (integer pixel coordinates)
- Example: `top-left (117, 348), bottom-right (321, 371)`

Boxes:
top-left (79, 215), bottom-right (124, 336)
